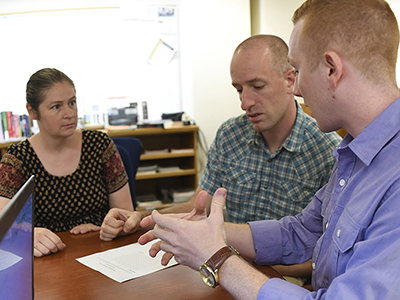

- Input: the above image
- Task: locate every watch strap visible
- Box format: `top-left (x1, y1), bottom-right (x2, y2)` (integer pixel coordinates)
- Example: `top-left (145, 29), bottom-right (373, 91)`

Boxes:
top-left (207, 246), bottom-right (238, 271)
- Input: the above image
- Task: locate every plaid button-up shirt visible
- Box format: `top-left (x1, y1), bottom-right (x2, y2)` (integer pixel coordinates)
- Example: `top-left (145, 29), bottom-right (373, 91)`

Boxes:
top-left (200, 101), bottom-right (342, 223)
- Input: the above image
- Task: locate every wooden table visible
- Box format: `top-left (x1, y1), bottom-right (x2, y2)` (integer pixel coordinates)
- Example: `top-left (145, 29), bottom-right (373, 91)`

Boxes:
top-left (34, 231), bottom-right (283, 300)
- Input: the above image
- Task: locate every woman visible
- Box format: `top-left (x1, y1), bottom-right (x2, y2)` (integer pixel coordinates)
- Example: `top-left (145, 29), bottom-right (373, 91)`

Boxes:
top-left (0, 68), bottom-right (135, 257)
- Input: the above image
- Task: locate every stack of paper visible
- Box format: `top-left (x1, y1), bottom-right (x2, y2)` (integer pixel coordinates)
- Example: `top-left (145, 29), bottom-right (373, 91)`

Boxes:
top-left (169, 188), bottom-right (195, 203)
top-left (137, 164), bottom-right (158, 175)
top-left (157, 166), bottom-right (182, 173)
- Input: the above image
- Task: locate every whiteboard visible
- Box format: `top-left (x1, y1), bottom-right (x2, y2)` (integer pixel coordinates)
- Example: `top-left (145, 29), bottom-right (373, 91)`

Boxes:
top-left (0, 6), bottom-right (181, 122)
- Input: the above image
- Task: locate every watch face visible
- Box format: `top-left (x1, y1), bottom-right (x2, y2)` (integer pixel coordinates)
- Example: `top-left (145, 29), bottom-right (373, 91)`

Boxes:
top-left (200, 264), bottom-right (216, 287)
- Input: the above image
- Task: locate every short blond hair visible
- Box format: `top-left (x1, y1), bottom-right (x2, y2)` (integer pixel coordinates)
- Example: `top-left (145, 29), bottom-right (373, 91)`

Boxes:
top-left (292, 0), bottom-right (399, 84)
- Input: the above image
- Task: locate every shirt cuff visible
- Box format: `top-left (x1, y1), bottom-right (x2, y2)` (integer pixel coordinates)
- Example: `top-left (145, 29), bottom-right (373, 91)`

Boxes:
top-left (257, 278), bottom-right (310, 300)
top-left (249, 220), bottom-right (283, 265)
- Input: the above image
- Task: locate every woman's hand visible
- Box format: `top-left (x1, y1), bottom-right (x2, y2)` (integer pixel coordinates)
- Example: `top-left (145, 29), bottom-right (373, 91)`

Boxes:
top-left (34, 227), bottom-right (66, 257)
top-left (70, 223), bottom-right (101, 235)
top-left (100, 209), bottom-right (142, 241)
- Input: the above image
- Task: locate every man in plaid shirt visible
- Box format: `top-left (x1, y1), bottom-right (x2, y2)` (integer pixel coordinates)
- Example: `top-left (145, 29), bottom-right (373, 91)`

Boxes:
top-left (201, 35), bottom-right (341, 223)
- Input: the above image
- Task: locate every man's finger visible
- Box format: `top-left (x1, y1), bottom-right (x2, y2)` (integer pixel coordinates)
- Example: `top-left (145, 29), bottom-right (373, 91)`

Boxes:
top-left (161, 252), bottom-right (175, 266)
top-left (151, 210), bottom-right (178, 231)
top-left (138, 229), bottom-right (156, 245)
top-left (194, 190), bottom-right (208, 213)
top-left (209, 188), bottom-right (227, 220)
top-left (140, 214), bottom-right (156, 228)
top-left (148, 240), bottom-right (163, 257)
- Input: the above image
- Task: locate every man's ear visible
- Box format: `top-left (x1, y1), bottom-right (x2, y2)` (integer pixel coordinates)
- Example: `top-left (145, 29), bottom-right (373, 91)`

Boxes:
top-left (323, 51), bottom-right (343, 88)
top-left (26, 103), bottom-right (38, 120)
top-left (285, 68), bottom-right (296, 93)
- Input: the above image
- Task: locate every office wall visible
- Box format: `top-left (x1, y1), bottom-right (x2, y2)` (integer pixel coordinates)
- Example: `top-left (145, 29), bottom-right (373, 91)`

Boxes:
top-left (0, 0), bottom-right (249, 149)
top-left (0, 1), bottom-right (179, 118)
top-left (178, 1), bottom-right (250, 149)
top-left (251, 0), bottom-right (303, 42)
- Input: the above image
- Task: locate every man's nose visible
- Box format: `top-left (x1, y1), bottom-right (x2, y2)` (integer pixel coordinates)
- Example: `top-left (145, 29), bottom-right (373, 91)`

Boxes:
top-left (240, 88), bottom-right (255, 111)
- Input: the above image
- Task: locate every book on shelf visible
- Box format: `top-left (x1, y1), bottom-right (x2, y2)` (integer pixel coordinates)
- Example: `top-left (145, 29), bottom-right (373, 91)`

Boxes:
top-left (157, 187), bottom-right (195, 204)
top-left (6, 111), bottom-right (12, 138)
top-left (170, 148), bottom-right (194, 154)
top-left (1, 111), bottom-right (9, 140)
top-left (136, 119), bottom-right (173, 129)
top-left (0, 116), bottom-right (3, 141)
top-left (143, 148), bottom-right (169, 155)
top-left (136, 193), bottom-right (159, 203)
top-left (137, 164), bottom-right (184, 175)
top-left (0, 111), bottom-right (32, 141)
top-left (157, 166), bottom-right (182, 173)
top-left (136, 170), bottom-right (157, 175)
top-left (137, 164), bottom-right (158, 175)
top-left (170, 188), bottom-right (195, 203)
top-left (136, 193), bottom-right (172, 210)
top-left (143, 148), bottom-right (194, 155)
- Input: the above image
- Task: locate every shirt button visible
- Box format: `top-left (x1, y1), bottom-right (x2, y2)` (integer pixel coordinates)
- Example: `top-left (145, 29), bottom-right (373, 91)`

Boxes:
top-left (337, 229), bottom-right (341, 237)
top-left (339, 179), bottom-right (346, 187)
top-left (267, 159), bottom-right (273, 163)
top-left (325, 222), bottom-right (329, 229)
top-left (312, 262), bottom-right (316, 270)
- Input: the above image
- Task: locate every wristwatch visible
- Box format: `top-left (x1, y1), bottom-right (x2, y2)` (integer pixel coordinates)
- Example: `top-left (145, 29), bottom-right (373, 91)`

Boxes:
top-left (199, 246), bottom-right (239, 288)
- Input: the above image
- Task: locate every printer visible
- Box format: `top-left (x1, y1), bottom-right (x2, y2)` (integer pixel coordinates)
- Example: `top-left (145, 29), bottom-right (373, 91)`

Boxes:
top-left (108, 103), bottom-right (138, 126)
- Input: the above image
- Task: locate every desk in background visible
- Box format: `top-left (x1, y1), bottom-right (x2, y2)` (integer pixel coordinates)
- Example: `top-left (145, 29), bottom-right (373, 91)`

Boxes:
top-left (34, 231), bottom-right (283, 300)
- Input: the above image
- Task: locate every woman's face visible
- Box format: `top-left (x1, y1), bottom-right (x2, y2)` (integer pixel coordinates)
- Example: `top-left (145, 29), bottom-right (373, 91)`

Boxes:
top-left (33, 81), bottom-right (78, 138)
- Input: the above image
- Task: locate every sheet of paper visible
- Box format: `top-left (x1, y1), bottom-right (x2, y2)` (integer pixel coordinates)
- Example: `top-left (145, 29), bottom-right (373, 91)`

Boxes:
top-left (76, 239), bottom-right (177, 283)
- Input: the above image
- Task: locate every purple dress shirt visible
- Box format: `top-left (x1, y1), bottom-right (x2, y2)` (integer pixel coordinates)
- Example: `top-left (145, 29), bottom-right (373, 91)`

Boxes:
top-left (250, 97), bottom-right (400, 299)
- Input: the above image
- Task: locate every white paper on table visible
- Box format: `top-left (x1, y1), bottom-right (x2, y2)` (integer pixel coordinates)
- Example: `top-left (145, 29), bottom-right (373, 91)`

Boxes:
top-left (76, 239), bottom-right (177, 283)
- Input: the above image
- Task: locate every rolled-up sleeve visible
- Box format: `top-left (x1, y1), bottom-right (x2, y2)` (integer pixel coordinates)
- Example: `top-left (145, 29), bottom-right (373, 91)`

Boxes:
top-left (249, 220), bottom-right (283, 265)
top-left (257, 278), bottom-right (310, 300)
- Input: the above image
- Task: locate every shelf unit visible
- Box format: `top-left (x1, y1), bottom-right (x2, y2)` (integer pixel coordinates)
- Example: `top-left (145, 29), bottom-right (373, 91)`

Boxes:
top-left (106, 122), bottom-right (199, 207)
top-left (0, 139), bottom-right (24, 158)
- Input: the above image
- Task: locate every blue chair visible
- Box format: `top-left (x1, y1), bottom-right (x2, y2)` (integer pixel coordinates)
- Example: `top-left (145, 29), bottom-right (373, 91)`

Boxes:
top-left (112, 137), bottom-right (142, 209)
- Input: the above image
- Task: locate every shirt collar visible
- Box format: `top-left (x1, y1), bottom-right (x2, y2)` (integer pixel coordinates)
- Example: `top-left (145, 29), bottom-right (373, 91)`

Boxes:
top-left (282, 100), bottom-right (307, 153)
top-left (335, 97), bottom-right (400, 166)
top-left (247, 100), bottom-right (306, 153)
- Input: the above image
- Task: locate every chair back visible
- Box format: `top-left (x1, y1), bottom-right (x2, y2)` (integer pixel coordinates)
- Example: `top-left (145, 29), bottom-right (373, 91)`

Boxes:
top-left (112, 137), bottom-right (142, 209)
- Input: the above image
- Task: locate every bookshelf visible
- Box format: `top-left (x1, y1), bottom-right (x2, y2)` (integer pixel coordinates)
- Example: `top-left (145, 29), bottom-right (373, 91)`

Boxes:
top-left (0, 111), bottom-right (32, 142)
top-left (0, 140), bottom-right (22, 158)
top-left (106, 122), bottom-right (199, 210)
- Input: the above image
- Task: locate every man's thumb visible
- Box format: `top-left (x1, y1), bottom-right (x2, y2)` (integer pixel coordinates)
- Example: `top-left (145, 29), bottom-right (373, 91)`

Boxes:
top-left (209, 188), bottom-right (227, 219)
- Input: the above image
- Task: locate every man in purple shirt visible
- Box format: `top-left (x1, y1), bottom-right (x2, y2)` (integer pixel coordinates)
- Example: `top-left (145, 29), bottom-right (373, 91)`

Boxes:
top-left (139, 0), bottom-right (400, 299)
